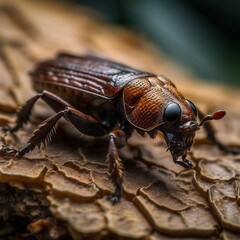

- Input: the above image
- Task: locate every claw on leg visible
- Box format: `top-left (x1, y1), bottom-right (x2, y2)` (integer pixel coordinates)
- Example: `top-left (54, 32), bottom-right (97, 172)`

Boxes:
top-left (181, 158), bottom-right (193, 168)
top-left (107, 184), bottom-right (121, 204)
top-left (0, 145), bottom-right (19, 158)
top-left (2, 125), bottom-right (13, 133)
top-left (0, 142), bottom-right (35, 159)
top-left (175, 159), bottom-right (193, 168)
top-left (172, 154), bottom-right (193, 168)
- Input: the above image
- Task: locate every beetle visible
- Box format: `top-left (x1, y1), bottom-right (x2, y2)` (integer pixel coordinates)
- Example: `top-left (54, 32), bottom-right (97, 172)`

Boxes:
top-left (0, 53), bottom-right (238, 203)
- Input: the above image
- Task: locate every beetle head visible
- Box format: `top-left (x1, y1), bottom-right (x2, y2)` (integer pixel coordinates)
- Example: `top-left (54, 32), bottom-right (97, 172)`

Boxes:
top-left (160, 100), bottom-right (226, 163)
top-left (159, 99), bottom-right (198, 161)
top-left (122, 76), bottom-right (225, 164)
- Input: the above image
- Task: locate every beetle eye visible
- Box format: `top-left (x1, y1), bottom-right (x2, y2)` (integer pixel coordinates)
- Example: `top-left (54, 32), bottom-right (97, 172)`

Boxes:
top-left (186, 99), bottom-right (198, 116)
top-left (164, 102), bottom-right (181, 125)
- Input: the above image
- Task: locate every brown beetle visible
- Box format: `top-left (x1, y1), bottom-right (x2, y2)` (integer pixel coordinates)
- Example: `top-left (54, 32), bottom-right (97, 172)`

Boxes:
top-left (0, 53), bottom-right (238, 203)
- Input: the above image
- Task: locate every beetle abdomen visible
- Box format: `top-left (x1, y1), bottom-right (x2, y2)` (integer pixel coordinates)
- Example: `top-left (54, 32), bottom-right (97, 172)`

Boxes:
top-left (33, 78), bottom-right (107, 110)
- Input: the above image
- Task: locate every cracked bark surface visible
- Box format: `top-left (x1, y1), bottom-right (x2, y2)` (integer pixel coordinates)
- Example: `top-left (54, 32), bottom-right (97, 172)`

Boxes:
top-left (0, 0), bottom-right (240, 239)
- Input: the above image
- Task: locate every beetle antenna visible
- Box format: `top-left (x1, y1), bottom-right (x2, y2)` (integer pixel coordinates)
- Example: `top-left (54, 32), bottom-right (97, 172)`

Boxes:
top-left (198, 110), bottom-right (226, 127)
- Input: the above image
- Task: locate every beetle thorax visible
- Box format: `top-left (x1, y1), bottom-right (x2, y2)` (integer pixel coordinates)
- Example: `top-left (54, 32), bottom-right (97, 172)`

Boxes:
top-left (122, 76), bottom-right (185, 131)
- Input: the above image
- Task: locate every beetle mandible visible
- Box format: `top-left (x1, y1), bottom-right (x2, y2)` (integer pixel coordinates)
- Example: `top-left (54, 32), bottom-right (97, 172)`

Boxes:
top-left (0, 53), bottom-right (238, 203)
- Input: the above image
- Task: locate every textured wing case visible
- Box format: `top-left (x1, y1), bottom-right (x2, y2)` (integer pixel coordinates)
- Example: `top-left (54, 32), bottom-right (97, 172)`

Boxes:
top-left (32, 53), bottom-right (154, 99)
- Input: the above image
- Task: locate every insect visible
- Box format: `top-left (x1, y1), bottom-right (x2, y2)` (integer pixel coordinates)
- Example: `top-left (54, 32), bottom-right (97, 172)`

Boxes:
top-left (0, 53), bottom-right (238, 203)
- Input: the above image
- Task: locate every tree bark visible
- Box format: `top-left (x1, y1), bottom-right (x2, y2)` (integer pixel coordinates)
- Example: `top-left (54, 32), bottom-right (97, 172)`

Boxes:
top-left (0, 0), bottom-right (240, 239)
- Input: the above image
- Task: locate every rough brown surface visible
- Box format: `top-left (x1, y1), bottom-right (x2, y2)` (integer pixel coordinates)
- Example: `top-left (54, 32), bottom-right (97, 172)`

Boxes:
top-left (0, 0), bottom-right (240, 239)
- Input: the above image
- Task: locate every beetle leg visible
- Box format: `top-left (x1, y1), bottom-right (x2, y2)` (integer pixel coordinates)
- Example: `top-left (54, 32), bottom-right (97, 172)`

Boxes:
top-left (198, 109), bottom-right (240, 154)
top-left (0, 107), bottom-right (107, 157)
top-left (171, 153), bottom-right (193, 168)
top-left (3, 90), bottom-right (72, 133)
top-left (107, 130), bottom-right (127, 204)
top-left (174, 159), bottom-right (193, 168)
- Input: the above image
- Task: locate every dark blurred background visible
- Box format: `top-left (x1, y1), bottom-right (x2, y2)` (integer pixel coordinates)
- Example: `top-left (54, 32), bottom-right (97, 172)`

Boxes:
top-left (73, 0), bottom-right (240, 86)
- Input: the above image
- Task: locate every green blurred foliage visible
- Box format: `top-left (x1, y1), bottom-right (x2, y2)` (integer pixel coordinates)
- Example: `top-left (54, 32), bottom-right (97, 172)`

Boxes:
top-left (73, 0), bottom-right (240, 85)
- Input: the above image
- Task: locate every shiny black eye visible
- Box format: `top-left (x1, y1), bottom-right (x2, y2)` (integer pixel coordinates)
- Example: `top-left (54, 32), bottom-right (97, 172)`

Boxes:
top-left (164, 102), bottom-right (181, 125)
top-left (186, 99), bottom-right (198, 116)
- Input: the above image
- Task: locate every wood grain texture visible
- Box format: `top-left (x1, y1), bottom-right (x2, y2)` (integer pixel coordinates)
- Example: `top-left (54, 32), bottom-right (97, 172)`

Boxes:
top-left (0, 0), bottom-right (240, 239)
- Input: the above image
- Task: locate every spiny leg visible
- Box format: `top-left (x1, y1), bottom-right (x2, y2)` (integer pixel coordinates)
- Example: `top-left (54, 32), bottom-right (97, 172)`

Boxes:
top-left (14, 111), bottom-right (66, 157)
top-left (1, 89), bottom-right (128, 204)
top-left (107, 129), bottom-right (127, 204)
top-left (3, 90), bottom-right (72, 133)
top-left (1, 107), bottom-right (107, 157)
top-left (198, 108), bottom-right (240, 154)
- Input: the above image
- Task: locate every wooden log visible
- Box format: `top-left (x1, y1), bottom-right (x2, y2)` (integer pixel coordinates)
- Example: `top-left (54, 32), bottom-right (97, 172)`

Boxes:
top-left (0, 0), bottom-right (240, 239)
